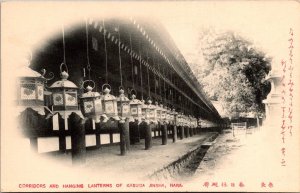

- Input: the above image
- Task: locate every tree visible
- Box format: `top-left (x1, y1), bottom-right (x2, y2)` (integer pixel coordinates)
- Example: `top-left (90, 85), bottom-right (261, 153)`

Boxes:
top-left (190, 29), bottom-right (271, 118)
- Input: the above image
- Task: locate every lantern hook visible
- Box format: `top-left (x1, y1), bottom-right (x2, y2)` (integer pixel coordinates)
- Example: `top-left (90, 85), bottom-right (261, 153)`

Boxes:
top-left (130, 88), bottom-right (137, 96)
top-left (82, 79), bottom-right (95, 91)
top-left (60, 62), bottom-right (69, 74)
top-left (102, 83), bottom-right (111, 92)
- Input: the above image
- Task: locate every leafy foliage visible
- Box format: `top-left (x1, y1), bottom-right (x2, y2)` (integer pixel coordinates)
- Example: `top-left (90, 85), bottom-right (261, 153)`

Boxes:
top-left (191, 29), bottom-right (271, 117)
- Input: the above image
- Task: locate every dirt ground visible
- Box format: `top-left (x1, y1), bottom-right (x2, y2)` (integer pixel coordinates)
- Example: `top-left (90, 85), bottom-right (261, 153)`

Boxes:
top-left (184, 127), bottom-right (300, 192)
top-left (44, 132), bottom-right (214, 182)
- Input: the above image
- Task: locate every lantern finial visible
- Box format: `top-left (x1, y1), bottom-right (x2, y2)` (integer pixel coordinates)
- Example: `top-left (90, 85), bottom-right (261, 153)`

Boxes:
top-left (86, 85), bottom-right (93, 92)
top-left (103, 87), bottom-right (110, 94)
top-left (61, 71), bottom-right (69, 80)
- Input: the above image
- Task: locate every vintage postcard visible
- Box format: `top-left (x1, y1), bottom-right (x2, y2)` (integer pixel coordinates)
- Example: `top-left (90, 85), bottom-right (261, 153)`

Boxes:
top-left (1, 1), bottom-right (300, 192)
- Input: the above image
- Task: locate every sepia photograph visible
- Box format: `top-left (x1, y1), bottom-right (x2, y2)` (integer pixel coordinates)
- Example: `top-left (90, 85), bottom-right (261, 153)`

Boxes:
top-left (1, 1), bottom-right (300, 192)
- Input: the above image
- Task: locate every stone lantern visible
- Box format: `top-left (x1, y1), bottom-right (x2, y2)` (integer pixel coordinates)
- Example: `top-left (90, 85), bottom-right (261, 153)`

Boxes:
top-left (262, 69), bottom-right (281, 126)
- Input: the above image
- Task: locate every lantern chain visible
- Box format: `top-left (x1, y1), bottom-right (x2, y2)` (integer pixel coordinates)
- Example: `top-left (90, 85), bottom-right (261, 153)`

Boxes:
top-left (138, 40), bottom-right (143, 100)
top-left (117, 25), bottom-right (123, 87)
top-left (157, 60), bottom-right (162, 103)
top-left (62, 24), bottom-right (67, 67)
top-left (146, 51), bottom-right (150, 100)
top-left (152, 53), bottom-right (156, 101)
top-left (102, 19), bottom-right (108, 84)
top-left (163, 66), bottom-right (166, 106)
top-left (85, 18), bottom-right (91, 81)
top-left (129, 33), bottom-right (134, 90)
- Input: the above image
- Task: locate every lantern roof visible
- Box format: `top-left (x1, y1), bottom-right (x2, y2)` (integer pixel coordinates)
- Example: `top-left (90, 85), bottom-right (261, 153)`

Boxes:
top-left (102, 87), bottom-right (116, 100)
top-left (129, 94), bottom-right (142, 105)
top-left (50, 71), bottom-right (78, 89)
top-left (117, 89), bottom-right (129, 101)
top-left (17, 66), bottom-right (44, 79)
top-left (81, 86), bottom-right (101, 98)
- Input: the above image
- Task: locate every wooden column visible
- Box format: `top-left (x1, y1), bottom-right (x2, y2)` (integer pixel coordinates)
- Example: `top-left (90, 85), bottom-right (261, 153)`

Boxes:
top-left (186, 126), bottom-right (190, 138)
top-left (179, 126), bottom-right (184, 139)
top-left (172, 125), bottom-right (177, 143)
top-left (95, 122), bottom-right (101, 148)
top-left (142, 122), bottom-right (152, 150)
top-left (29, 138), bottom-right (38, 152)
top-left (162, 123), bottom-right (168, 145)
top-left (129, 121), bottom-right (140, 145)
top-left (18, 108), bottom-right (52, 153)
top-left (58, 114), bottom-right (66, 152)
top-left (69, 113), bottom-right (86, 166)
top-left (125, 120), bottom-right (130, 151)
top-left (190, 127), bottom-right (193, 137)
top-left (119, 119), bottom-right (129, 155)
top-left (154, 125), bottom-right (157, 137)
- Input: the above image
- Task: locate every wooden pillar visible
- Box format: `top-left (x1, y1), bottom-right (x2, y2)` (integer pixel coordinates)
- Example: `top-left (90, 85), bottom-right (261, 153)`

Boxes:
top-left (129, 121), bottom-right (140, 144)
top-left (186, 126), bottom-right (190, 138)
top-left (179, 126), bottom-right (184, 139)
top-left (125, 120), bottom-right (130, 151)
top-left (162, 123), bottom-right (168, 145)
top-left (95, 122), bottom-right (101, 148)
top-left (136, 121), bottom-right (141, 142)
top-left (154, 125), bottom-right (157, 137)
top-left (58, 114), bottom-right (66, 152)
top-left (142, 122), bottom-right (152, 150)
top-left (172, 125), bottom-right (177, 143)
top-left (29, 137), bottom-right (38, 152)
top-left (69, 113), bottom-right (86, 166)
top-left (109, 131), bottom-right (113, 144)
top-left (119, 119), bottom-right (129, 155)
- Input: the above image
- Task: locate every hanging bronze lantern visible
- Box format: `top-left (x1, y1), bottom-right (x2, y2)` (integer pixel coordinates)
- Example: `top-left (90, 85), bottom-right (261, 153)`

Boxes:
top-left (198, 118), bottom-right (201, 127)
top-left (49, 64), bottom-right (78, 111)
top-left (129, 90), bottom-right (142, 123)
top-left (160, 104), bottom-right (167, 124)
top-left (117, 87), bottom-right (131, 123)
top-left (166, 107), bottom-right (172, 124)
top-left (79, 80), bottom-right (102, 123)
top-left (177, 113), bottom-right (182, 126)
top-left (101, 83), bottom-right (119, 122)
top-left (155, 101), bottom-right (162, 123)
top-left (147, 99), bottom-right (157, 124)
top-left (141, 99), bottom-right (149, 123)
top-left (18, 66), bottom-right (46, 108)
top-left (171, 108), bottom-right (178, 125)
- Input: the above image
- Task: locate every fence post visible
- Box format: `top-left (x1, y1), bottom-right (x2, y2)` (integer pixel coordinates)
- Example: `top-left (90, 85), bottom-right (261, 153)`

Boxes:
top-left (68, 113), bottom-right (86, 166)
